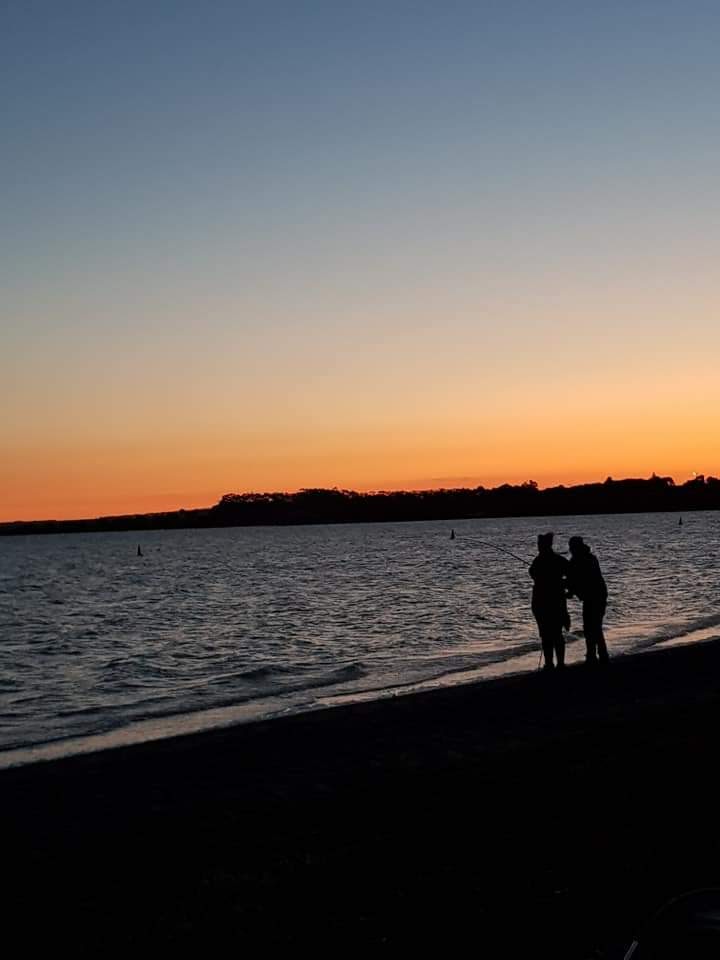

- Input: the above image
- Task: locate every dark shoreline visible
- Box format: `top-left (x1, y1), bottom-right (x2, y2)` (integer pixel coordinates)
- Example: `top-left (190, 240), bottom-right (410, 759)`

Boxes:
top-left (2, 475), bottom-right (718, 535)
top-left (5, 639), bottom-right (720, 955)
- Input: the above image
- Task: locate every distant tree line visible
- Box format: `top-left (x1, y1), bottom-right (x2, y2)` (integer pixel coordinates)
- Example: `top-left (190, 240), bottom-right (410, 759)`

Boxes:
top-left (1, 473), bottom-right (719, 536)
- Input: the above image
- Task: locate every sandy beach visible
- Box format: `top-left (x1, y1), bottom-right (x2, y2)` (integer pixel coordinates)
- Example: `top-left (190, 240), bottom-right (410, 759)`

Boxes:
top-left (4, 639), bottom-right (720, 956)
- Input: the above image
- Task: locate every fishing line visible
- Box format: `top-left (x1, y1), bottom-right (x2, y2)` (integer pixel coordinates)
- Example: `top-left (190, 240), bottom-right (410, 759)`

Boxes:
top-left (458, 538), bottom-right (531, 566)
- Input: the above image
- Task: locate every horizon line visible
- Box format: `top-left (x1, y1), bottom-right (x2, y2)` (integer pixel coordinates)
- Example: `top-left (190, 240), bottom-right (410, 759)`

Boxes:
top-left (2, 471), bottom-right (713, 527)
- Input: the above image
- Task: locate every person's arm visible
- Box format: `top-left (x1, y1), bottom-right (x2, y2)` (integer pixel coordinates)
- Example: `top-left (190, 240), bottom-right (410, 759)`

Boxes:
top-left (591, 556), bottom-right (608, 597)
top-left (564, 559), bottom-right (576, 597)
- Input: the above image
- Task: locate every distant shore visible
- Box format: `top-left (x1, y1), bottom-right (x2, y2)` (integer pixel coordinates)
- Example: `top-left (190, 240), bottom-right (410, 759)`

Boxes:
top-left (5, 637), bottom-right (720, 955)
top-left (2, 474), bottom-right (719, 535)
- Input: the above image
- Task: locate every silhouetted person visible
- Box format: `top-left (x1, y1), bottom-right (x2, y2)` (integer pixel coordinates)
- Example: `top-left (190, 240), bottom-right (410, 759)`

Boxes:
top-left (567, 536), bottom-right (608, 665)
top-left (137, 544), bottom-right (143, 557)
top-left (529, 532), bottom-right (570, 670)
top-left (450, 528), bottom-right (456, 540)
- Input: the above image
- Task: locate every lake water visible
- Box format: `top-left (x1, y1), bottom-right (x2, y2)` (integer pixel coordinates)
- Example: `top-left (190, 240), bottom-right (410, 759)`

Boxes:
top-left (1, 511), bottom-right (718, 766)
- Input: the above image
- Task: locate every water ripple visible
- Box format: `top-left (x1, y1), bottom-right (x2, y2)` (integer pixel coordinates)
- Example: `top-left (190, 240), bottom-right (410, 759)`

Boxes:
top-left (0, 511), bottom-right (718, 753)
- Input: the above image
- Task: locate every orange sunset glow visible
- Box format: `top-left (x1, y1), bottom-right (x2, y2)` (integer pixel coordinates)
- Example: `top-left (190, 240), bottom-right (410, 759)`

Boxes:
top-left (4, 1), bottom-right (719, 524)
top-left (4, 360), bottom-right (718, 521)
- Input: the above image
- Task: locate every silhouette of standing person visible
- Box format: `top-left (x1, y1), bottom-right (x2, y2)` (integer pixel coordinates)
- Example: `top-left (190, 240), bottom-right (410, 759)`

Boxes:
top-left (567, 536), bottom-right (609, 665)
top-left (529, 532), bottom-right (570, 671)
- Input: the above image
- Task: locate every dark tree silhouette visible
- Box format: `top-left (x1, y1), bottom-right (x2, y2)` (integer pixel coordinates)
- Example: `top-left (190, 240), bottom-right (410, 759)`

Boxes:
top-left (1, 474), bottom-right (719, 536)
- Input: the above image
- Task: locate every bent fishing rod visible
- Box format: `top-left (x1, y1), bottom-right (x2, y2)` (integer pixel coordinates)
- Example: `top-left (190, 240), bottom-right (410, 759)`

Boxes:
top-left (458, 537), bottom-right (531, 566)
top-left (453, 535), bottom-right (570, 565)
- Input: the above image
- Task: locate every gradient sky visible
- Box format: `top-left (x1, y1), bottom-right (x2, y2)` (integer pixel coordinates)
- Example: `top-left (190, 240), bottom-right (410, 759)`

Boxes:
top-left (3, 1), bottom-right (719, 520)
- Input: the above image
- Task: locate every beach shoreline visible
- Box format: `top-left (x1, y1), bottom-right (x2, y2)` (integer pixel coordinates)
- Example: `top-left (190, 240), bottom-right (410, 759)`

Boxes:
top-left (3, 623), bottom-right (715, 771)
top-left (0, 633), bottom-right (552, 769)
top-left (5, 638), bottom-right (720, 955)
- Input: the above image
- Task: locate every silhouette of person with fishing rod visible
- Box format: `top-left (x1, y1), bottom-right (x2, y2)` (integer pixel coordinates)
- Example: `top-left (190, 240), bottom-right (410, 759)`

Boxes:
top-left (529, 532), bottom-right (570, 671)
top-left (453, 530), bottom-right (570, 670)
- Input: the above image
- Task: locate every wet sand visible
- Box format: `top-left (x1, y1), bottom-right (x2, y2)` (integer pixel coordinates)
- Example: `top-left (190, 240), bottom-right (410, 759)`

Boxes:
top-left (4, 639), bottom-right (720, 956)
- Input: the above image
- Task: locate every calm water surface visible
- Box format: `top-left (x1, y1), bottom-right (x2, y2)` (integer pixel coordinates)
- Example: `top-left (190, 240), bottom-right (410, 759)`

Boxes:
top-left (1, 512), bottom-right (718, 764)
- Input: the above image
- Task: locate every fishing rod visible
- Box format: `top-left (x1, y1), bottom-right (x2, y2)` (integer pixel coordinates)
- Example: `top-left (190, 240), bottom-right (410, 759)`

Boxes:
top-left (458, 537), bottom-right (531, 566)
top-left (476, 540), bottom-right (531, 565)
top-left (452, 534), bottom-right (570, 565)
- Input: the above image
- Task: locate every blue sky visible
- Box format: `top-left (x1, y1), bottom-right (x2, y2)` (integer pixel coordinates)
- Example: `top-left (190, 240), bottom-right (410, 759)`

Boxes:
top-left (3, 1), bottom-right (720, 518)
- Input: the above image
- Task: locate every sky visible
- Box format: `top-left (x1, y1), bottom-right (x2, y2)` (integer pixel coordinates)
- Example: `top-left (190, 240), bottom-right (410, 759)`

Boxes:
top-left (2, 1), bottom-right (719, 521)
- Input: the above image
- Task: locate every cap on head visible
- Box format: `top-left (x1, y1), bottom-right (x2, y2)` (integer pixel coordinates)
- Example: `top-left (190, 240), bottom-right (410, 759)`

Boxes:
top-left (538, 531), bottom-right (554, 550)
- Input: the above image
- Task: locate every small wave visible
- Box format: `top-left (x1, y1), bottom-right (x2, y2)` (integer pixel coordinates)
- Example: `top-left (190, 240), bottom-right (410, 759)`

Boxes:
top-left (630, 613), bottom-right (720, 650)
top-left (236, 664), bottom-right (291, 682)
top-left (182, 663), bottom-right (311, 687)
top-left (225, 660), bottom-right (367, 691)
top-left (331, 663), bottom-right (367, 680)
top-left (55, 705), bottom-right (106, 718)
top-left (56, 693), bottom-right (174, 719)
top-left (103, 657), bottom-right (132, 670)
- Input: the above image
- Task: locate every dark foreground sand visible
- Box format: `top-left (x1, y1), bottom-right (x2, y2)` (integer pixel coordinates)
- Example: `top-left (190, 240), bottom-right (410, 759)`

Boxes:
top-left (4, 640), bottom-right (720, 957)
